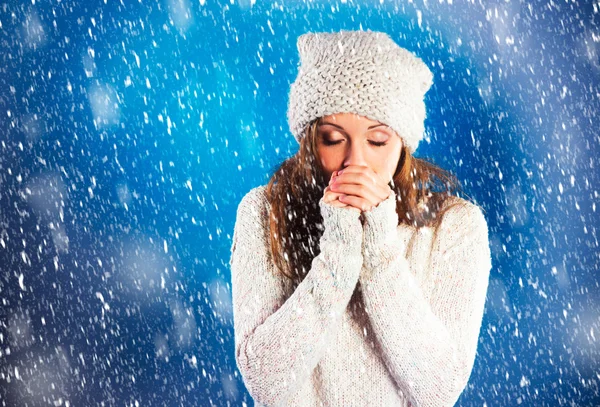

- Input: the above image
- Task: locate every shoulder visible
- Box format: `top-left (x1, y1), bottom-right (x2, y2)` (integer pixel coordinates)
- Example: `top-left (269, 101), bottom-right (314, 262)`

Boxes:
top-left (232, 185), bottom-right (271, 250)
top-left (440, 195), bottom-right (486, 221)
top-left (243, 184), bottom-right (268, 200)
top-left (237, 184), bottom-right (268, 209)
top-left (435, 195), bottom-right (489, 239)
top-left (235, 184), bottom-right (270, 223)
top-left (425, 196), bottom-right (491, 271)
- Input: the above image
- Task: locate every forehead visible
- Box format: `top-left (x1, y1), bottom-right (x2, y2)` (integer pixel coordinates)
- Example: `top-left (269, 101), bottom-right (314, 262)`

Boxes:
top-left (320, 113), bottom-right (382, 127)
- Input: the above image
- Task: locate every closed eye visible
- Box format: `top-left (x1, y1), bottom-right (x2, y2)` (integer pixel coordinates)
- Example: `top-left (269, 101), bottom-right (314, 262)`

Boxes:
top-left (322, 139), bottom-right (387, 147)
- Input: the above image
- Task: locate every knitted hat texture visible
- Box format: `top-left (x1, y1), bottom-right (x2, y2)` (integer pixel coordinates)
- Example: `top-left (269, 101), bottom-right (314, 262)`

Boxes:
top-left (287, 30), bottom-right (433, 153)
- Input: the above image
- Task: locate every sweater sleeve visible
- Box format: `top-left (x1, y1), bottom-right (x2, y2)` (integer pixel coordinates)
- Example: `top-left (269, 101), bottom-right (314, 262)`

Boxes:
top-left (358, 191), bottom-right (492, 407)
top-left (230, 187), bottom-right (364, 407)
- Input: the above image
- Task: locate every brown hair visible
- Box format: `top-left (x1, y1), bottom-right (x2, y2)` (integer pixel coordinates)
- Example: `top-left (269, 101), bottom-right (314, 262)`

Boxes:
top-left (265, 117), bottom-right (470, 286)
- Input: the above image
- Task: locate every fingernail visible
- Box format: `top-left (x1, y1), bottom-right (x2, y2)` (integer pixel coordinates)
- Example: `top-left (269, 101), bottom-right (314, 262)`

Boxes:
top-left (338, 170), bottom-right (344, 175)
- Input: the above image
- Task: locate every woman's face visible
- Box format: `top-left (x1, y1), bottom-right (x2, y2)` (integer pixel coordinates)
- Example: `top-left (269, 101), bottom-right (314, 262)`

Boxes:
top-left (315, 113), bottom-right (403, 183)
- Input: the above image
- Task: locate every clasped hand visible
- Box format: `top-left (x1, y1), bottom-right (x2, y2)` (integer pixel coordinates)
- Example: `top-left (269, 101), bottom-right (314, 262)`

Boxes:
top-left (322, 165), bottom-right (393, 213)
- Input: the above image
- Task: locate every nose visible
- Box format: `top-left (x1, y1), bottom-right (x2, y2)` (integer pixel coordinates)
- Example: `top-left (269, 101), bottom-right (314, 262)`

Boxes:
top-left (343, 143), bottom-right (368, 168)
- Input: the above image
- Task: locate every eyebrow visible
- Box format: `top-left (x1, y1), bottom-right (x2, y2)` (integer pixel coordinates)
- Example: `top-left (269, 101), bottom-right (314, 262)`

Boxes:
top-left (319, 122), bottom-right (389, 131)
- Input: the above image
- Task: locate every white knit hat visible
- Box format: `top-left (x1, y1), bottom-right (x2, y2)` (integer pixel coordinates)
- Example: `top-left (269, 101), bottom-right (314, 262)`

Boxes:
top-left (287, 30), bottom-right (433, 153)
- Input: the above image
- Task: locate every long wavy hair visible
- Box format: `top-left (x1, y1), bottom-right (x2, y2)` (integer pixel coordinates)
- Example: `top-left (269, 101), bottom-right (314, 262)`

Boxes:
top-left (265, 117), bottom-right (470, 286)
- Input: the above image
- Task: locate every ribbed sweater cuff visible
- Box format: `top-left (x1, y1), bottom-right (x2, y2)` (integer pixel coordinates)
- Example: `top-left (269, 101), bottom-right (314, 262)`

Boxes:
top-left (361, 190), bottom-right (403, 272)
top-left (318, 196), bottom-right (363, 248)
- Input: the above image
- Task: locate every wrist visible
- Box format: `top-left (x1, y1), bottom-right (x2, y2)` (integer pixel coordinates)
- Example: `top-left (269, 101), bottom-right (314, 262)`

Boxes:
top-left (319, 197), bottom-right (363, 246)
top-left (362, 190), bottom-right (398, 245)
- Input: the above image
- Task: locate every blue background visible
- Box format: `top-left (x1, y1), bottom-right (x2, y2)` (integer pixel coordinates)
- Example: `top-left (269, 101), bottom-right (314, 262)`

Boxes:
top-left (0, 0), bottom-right (598, 405)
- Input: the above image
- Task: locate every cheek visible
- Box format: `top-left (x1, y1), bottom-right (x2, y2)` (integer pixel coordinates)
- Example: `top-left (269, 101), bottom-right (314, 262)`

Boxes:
top-left (317, 147), bottom-right (340, 168)
top-left (380, 146), bottom-right (402, 180)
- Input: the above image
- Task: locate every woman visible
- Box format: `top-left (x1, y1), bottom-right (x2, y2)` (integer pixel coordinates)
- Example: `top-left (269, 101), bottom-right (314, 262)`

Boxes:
top-left (230, 30), bottom-right (492, 407)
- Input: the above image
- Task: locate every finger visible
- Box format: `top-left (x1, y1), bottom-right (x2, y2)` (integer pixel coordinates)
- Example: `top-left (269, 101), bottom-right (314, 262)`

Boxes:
top-left (326, 167), bottom-right (393, 212)
top-left (341, 165), bottom-right (389, 186)
top-left (323, 186), bottom-right (349, 206)
top-left (324, 190), bottom-right (349, 203)
top-left (334, 167), bottom-right (390, 199)
top-left (328, 200), bottom-right (348, 208)
top-left (325, 185), bottom-right (348, 198)
top-left (331, 173), bottom-right (379, 202)
top-left (329, 183), bottom-right (379, 207)
top-left (339, 194), bottom-right (374, 212)
top-left (333, 172), bottom-right (381, 195)
top-left (336, 165), bottom-right (381, 181)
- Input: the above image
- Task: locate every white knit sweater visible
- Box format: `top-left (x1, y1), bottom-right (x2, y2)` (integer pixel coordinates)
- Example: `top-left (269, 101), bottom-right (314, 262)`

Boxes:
top-left (230, 184), bottom-right (491, 407)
